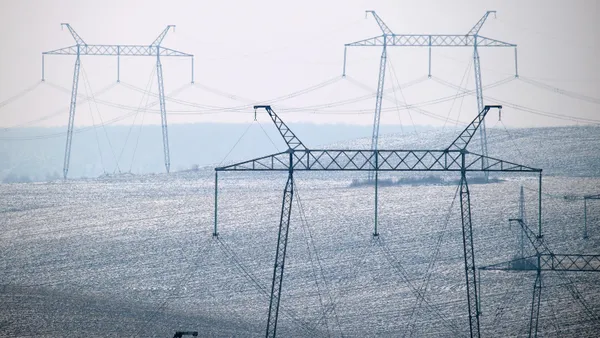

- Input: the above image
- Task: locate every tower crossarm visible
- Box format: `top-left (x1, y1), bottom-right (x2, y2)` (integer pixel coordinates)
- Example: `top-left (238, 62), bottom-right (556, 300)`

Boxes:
top-left (467, 11), bottom-right (496, 36)
top-left (345, 34), bottom-right (515, 47)
top-left (43, 45), bottom-right (192, 57)
top-left (44, 24), bottom-right (192, 57)
top-left (254, 106), bottom-right (306, 151)
top-left (447, 105), bottom-right (501, 151)
top-left (216, 149), bottom-right (540, 173)
top-left (480, 254), bottom-right (600, 272)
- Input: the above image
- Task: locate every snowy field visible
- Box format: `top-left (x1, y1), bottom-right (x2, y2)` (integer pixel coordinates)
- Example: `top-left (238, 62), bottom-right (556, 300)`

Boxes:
top-left (1, 127), bottom-right (600, 337)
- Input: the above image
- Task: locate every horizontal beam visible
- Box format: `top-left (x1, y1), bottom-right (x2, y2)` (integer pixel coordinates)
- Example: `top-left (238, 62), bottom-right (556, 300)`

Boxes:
top-left (480, 254), bottom-right (600, 272)
top-left (345, 34), bottom-right (515, 47)
top-left (216, 149), bottom-right (541, 172)
top-left (43, 45), bottom-right (193, 57)
top-left (584, 194), bottom-right (600, 200)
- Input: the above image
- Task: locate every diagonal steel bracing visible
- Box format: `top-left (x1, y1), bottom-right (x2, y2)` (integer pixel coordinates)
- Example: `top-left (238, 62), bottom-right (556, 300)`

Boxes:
top-left (43, 23), bottom-right (193, 178)
top-left (215, 104), bottom-right (541, 338)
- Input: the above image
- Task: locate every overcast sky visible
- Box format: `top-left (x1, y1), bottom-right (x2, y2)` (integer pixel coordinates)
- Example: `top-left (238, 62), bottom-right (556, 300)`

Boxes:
top-left (0, 0), bottom-right (598, 129)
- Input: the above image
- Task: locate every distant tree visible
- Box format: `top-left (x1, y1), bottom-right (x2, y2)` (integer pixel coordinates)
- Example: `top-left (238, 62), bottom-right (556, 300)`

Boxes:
top-left (2, 172), bottom-right (31, 183)
top-left (46, 171), bottom-right (61, 181)
top-left (2, 172), bottom-right (19, 183)
top-left (18, 175), bottom-right (31, 183)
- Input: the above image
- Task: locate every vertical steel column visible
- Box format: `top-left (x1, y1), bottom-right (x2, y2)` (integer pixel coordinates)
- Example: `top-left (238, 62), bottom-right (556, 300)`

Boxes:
top-left (538, 172), bottom-right (542, 237)
top-left (42, 54), bottom-right (45, 81)
top-left (266, 151), bottom-right (295, 338)
top-left (584, 198), bottom-right (588, 239)
top-left (529, 265), bottom-right (542, 338)
top-left (477, 269), bottom-right (482, 314)
top-left (367, 43), bottom-right (387, 182)
top-left (342, 46), bottom-right (347, 77)
top-left (519, 185), bottom-right (525, 258)
top-left (374, 151), bottom-right (379, 237)
top-left (428, 35), bottom-right (432, 78)
top-left (514, 47), bottom-right (519, 78)
top-left (117, 46), bottom-right (120, 83)
top-left (214, 171), bottom-right (219, 237)
top-left (473, 37), bottom-right (489, 182)
top-left (459, 152), bottom-right (481, 338)
top-left (191, 56), bottom-right (195, 84)
top-left (63, 46), bottom-right (81, 180)
top-left (156, 46), bottom-right (171, 173)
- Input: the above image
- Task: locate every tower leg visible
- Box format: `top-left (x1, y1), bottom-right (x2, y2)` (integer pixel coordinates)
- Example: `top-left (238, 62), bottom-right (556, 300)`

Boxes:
top-left (428, 36), bottom-right (432, 78)
top-left (266, 171), bottom-right (294, 338)
top-left (191, 57), bottom-right (195, 84)
top-left (584, 199), bottom-right (588, 239)
top-left (63, 52), bottom-right (81, 180)
top-left (342, 46), bottom-right (347, 77)
top-left (214, 171), bottom-right (219, 237)
top-left (117, 46), bottom-right (120, 83)
top-left (529, 268), bottom-right (542, 338)
top-left (473, 42), bottom-right (489, 182)
top-left (538, 173), bottom-right (542, 237)
top-left (156, 50), bottom-right (171, 174)
top-left (514, 47), bottom-right (519, 78)
top-left (459, 170), bottom-right (481, 338)
top-left (367, 45), bottom-right (387, 182)
top-left (519, 185), bottom-right (526, 258)
top-left (374, 168), bottom-right (379, 237)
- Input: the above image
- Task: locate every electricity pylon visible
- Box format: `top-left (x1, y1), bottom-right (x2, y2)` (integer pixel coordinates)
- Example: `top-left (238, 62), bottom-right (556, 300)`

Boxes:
top-left (214, 105), bottom-right (542, 338)
top-left (42, 24), bottom-right (194, 179)
top-left (481, 202), bottom-right (600, 337)
top-left (343, 10), bottom-right (517, 182)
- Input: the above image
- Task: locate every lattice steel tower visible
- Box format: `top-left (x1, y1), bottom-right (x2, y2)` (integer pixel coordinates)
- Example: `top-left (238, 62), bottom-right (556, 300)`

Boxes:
top-left (343, 10), bottom-right (518, 182)
top-left (42, 24), bottom-right (194, 179)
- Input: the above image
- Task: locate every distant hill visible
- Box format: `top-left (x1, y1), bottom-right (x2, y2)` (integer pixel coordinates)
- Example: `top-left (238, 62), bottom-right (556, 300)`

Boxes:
top-left (0, 124), bottom-right (598, 182)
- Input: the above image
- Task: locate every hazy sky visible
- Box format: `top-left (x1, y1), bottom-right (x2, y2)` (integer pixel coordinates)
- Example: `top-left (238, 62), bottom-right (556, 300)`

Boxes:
top-left (0, 0), bottom-right (598, 129)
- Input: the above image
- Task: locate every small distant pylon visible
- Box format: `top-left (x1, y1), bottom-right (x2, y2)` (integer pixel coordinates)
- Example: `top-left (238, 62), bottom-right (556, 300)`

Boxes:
top-left (42, 24), bottom-right (194, 179)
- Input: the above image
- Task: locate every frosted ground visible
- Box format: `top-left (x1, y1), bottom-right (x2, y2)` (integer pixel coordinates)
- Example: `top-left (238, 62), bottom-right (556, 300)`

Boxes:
top-left (1, 126), bottom-right (599, 337)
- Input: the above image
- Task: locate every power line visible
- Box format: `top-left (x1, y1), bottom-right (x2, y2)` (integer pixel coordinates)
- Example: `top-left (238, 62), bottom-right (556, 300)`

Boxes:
top-left (519, 76), bottom-right (600, 105)
top-left (0, 82), bottom-right (42, 109)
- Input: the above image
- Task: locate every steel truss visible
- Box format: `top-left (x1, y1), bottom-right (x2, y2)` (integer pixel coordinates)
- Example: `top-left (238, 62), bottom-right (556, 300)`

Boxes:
top-left (43, 24), bottom-right (194, 178)
top-left (480, 215), bottom-right (600, 337)
top-left (343, 10), bottom-right (517, 184)
top-left (215, 105), bottom-right (541, 338)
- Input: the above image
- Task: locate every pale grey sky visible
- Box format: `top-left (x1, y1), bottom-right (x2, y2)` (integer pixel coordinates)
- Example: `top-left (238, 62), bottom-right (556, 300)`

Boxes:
top-left (0, 0), bottom-right (598, 129)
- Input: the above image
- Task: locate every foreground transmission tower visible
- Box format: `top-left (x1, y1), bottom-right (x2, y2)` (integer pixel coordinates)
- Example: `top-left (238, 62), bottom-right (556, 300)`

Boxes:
top-left (42, 24), bottom-right (194, 179)
top-left (343, 10), bottom-right (517, 182)
top-left (214, 104), bottom-right (542, 338)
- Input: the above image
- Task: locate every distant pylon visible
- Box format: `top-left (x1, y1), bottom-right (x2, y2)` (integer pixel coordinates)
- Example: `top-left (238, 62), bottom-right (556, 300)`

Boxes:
top-left (43, 24), bottom-right (194, 178)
